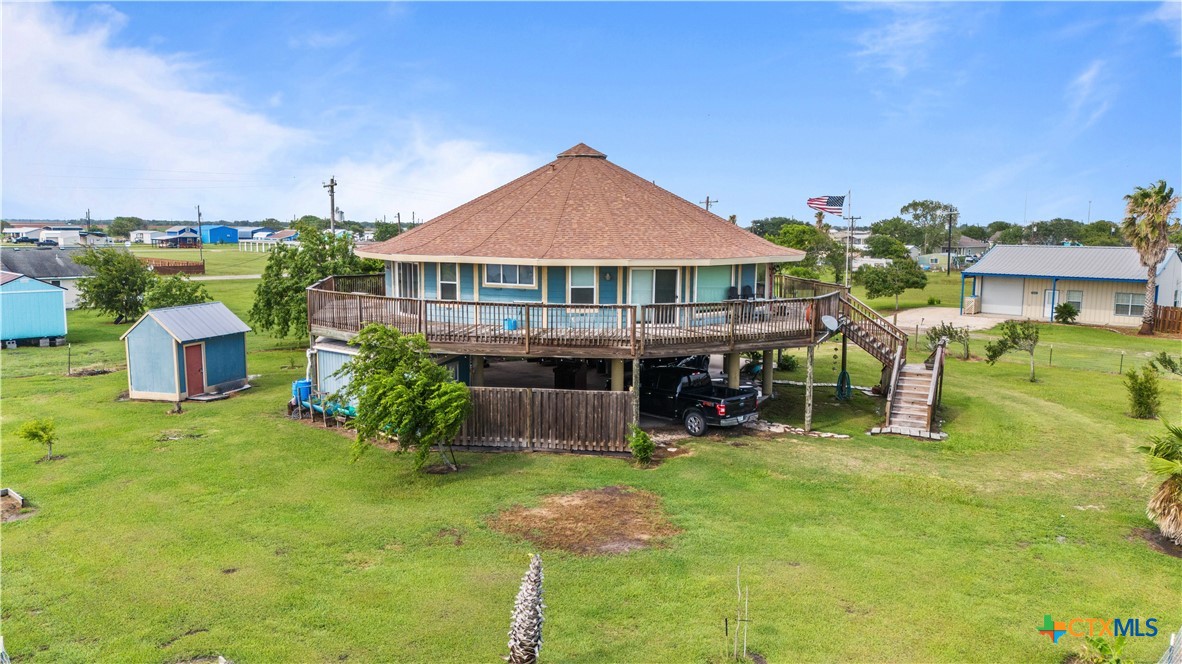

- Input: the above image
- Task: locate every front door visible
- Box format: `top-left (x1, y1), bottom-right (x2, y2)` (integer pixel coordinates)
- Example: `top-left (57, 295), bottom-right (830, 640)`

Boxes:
top-left (632, 268), bottom-right (679, 324)
top-left (1043, 289), bottom-right (1060, 320)
top-left (184, 344), bottom-right (205, 396)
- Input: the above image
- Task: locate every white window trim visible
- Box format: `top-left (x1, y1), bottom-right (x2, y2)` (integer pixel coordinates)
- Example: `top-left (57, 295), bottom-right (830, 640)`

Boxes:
top-left (628, 267), bottom-right (681, 305)
top-left (438, 262), bottom-right (458, 301)
top-left (1113, 292), bottom-right (1144, 317)
top-left (567, 266), bottom-right (597, 308)
top-left (482, 264), bottom-right (537, 289)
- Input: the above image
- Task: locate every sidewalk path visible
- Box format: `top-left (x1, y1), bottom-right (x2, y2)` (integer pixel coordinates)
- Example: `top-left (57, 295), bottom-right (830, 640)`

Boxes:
top-left (889, 306), bottom-right (1008, 334)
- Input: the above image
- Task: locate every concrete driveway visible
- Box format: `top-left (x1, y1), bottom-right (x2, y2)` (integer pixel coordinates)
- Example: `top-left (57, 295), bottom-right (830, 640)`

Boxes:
top-left (889, 307), bottom-right (1009, 334)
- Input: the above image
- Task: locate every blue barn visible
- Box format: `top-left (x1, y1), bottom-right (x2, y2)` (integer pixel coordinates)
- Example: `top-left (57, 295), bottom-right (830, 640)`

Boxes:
top-left (201, 225), bottom-right (238, 244)
top-left (121, 301), bottom-right (251, 401)
top-left (1, 271), bottom-right (67, 342)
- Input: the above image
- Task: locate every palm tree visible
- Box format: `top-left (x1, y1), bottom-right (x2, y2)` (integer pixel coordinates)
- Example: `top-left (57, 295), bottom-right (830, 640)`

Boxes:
top-left (1121, 180), bottom-right (1179, 335)
top-left (1140, 421), bottom-right (1182, 545)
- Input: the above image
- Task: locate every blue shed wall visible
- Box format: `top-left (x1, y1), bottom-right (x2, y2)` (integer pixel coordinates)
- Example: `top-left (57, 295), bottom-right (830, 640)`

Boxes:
top-left (201, 226), bottom-right (237, 244)
top-left (199, 333), bottom-right (248, 388)
top-left (0, 279), bottom-right (67, 340)
top-left (127, 318), bottom-right (179, 397)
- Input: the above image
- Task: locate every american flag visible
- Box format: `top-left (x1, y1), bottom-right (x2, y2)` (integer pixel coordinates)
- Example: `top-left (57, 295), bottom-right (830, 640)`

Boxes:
top-left (807, 195), bottom-right (845, 215)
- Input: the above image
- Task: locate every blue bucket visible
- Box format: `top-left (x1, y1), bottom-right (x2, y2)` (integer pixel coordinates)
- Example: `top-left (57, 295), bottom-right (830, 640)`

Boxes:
top-left (503, 318), bottom-right (518, 331)
top-left (292, 379), bottom-right (312, 401)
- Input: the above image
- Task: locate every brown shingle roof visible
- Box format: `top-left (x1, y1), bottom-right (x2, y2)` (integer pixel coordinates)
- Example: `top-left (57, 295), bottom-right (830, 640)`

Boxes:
top-left (358, 144), bottom-right (803, 265)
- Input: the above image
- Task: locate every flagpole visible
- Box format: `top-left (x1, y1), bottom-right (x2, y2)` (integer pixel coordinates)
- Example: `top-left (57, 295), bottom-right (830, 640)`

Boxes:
top-left (845, 189), bottom-right (852, 288)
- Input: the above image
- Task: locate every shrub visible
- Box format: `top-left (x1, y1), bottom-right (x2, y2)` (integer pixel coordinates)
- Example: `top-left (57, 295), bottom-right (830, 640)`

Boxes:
top-left (1076, 635), bottom-right (1129, 664)
top-left (778, 354), bottom-right (799, 372)
top-left (985, 321), bottom-right (1040, 382)
top-left (925, 323), bottom-right (970, 359)
top-left (1053, 302), bottom-right (1079, 324)
top-left (628, 424), bottom-right (655, 466)
top-left (1149, 351), bottom-right (1181, 375)
top-left (1124, 365), bottom-right (1161, 419)
top-left (926, 296), bottom-right (941, 306)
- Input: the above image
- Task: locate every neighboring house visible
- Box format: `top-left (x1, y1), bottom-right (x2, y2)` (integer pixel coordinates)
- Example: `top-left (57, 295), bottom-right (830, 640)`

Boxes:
top-left (3, 225), bottom-right (48, 240)
top-left (0, 247), bottom-right (92, 308)
top-left (961, 245), bottom-right (1182, 326)
top-left (130, 230), bottom-right (165, 244)
top-left (81, 231), bottom-right (114, 246)
top-left (251, 228), bottom-right (276, 239)
top-left (0, 271), bottom-right (67, 342)
top-left (852, 257), bottom-right (893, 270)
top-left (154, 231), bottom-right (200, 248)
top-left (166, 225), bottom-right (198, 236)
top-left (270, 229), bottom-right (299, 242)
top-left (829, 228), bottom-right (872, 251)
top-left (40, 230), bottom-right (82, 247)
top-left (916, 253), bottom-right (951, 271)
top-left (942, 236), bottom-right (990, 258)
top-left (200, 225), bottom-right (238, 244)
top-left (121, 301), bottom-right (251, 401)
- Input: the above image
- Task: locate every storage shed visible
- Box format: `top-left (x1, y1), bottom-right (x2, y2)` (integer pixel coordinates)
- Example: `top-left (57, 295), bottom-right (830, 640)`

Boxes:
top-left (201, 225), bottom-right (238, 244)
top-left (0, 271), bottom-right (67, 342)
top-left (121, 302), bottom-right (251, 401)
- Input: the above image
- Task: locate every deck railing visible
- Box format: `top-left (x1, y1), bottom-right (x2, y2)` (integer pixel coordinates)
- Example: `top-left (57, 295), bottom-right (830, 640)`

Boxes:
top-left (308, 274), bottom-right (838, 357)
top-left (838, 292), bottom-right (909, 366)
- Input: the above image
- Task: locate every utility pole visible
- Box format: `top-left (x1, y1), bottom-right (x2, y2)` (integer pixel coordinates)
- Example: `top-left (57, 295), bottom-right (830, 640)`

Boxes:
top-left (323, 176), bottom-right (337, 233)
top-left (1087, 200), bottom-right (1092, 225)
top-left (396, 212), bottom-right (402, 234)
top-left (945, 209), bottom-right (953, 274)
top-left (196, 205), bottom-right (204, 262)
top-left (700, 196), bottom-right (717, 212)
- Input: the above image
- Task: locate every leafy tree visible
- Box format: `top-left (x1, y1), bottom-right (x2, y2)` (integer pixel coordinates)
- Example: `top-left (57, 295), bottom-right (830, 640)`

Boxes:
top-left (1148, 351), bottom-right (1181, 375)
top-left (249, 225), bottom-right (371, 337)
top-left (986, 220), bottom-right (1017, 236)
top-left (813, 210), bottom-right (825, 231)
top-left (996, 226), bottom-right (1025, 244)
top-left (17, 418), bottom-right (58, 461)
top-left (1123, 366), bottom-right (1161, 419)
top-left (870, 216), bottom-right (923, 246)
top-left (865, 234), bottom-right (910, 259)
top-left (74, 248), bottom-right (155, 323)
top-left (262, 217), bottom-right (282, 227)
top-left (822, 238), bottom-right (847, 285)
top-left (773, 224), bottom-right (828, 268)
top-left (109, 216), bottom-right (147, 239)
top-left (373, 220), bottom-right (400, 242)
top-left (143, 274), bottom-right (212, 310)
top-left (958, 224), bottom-right (990, 241)
top-left (1121, 180), bottom-right (1179, 334)
top-left (335, 324), bottom-right (471, 471)
top-left (1080, 220), bottom-right (1123, 246)
top-left (295, 214), bottom-right (328, 230)
top-left (900, 200), bottom-right (959, 253)
top-left (984, 320), bottom-right (1040, 382)
top-left (1053, 302), bottom-right (1079, 324)
top-left (1138, 421), bottom-right (1182, 545)
top-left (855, 258), bottom-right (927, 324)
top-left (748, 216), bottom-right (804, 238)
top-left (782, 265), bottom-right (821, 280)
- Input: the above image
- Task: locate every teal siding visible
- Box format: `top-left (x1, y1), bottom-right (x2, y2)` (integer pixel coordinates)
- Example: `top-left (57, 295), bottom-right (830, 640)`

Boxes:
top-left (424, 262), bottom-right (438, 299)
top-left (440, 355), bottom-right (471, 384)
top-left (477, 265), bottom-right (543, 302)
top-left (127, 318), bottom-right (178, 396)
top-left (460, 264), bottom-right (476, 300)
top-left (201, 333), bottom-right (248, 389)
top-left (741, 264), bottom-right (756, 294)
top-left (598, 267), bottom-right (618, 305)
top-left (547, 267), bottom-right (566, 304)
top-left (697, 265), bottom-right (731, 302)
top-left (0, 278), bottom-right (66, 339)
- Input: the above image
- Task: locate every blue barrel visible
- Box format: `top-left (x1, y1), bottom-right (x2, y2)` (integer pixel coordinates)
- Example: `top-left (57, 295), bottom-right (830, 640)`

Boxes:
top-left (292, 379), bottom-right (312, 401)
top-left (504, 318), bottom-right (518, 331)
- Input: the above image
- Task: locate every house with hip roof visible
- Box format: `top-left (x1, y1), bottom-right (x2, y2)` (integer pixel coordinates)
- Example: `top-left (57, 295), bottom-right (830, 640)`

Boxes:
top-left (961, 245), bottom-right (1182, 325)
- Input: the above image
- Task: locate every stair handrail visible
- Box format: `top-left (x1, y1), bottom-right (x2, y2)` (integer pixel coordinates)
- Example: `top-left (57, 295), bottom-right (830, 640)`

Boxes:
top-left (838, 293), bottom-right (909, 364)
top-left (925, 337), bottom-right (948, 431)
top-left (884, 345), bottom-right (904, 426)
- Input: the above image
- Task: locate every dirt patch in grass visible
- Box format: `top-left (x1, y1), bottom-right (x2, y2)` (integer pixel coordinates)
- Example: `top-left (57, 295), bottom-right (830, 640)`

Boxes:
top-left (488, 485), bottom-right (679, 555)
top-left (1128, 527), bottom-right (1182, 559)
top-left (160, 627), bottom-right (209, 648)
top-left (435, 527), bottom-right (464, 546)
top-left (68, 368), bottom-right (112, 377)
top-left (2, 493), bottom-right (35, 523)
top-left (294, 415), bottom-right (355, 439)
top-left (33, 455), bottom-right (66, 463)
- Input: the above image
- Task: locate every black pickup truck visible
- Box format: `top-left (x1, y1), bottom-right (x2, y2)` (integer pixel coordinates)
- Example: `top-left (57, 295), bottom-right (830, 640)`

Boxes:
top-left (638, 365), bottom-right (760, 436)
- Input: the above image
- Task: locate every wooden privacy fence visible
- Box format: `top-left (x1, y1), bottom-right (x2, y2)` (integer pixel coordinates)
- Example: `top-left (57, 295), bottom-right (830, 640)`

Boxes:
top-left (140, 257), bottom-right (205, 275)
top-left (1155, 305), bottom-right (1182, 334)
top-left (456, 387), bottom-right (632, 453)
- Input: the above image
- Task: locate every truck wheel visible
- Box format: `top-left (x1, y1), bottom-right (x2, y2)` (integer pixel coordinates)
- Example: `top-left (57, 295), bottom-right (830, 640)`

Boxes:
top-left (683, 409), bottom-right (708, 437)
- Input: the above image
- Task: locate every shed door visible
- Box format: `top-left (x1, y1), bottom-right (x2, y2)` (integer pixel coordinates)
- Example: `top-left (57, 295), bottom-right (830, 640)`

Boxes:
top-left (980, 277), bottom-right (1024, 316)
top-left (184, 344), bottom-right (205, 396)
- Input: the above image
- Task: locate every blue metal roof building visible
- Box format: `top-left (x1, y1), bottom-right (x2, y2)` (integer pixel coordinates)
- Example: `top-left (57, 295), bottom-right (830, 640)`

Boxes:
top-left (200, 225), bottom-right (238, 244)
top-left (120, 301), bottom-right (251, 401)
top-left (0, 271), bottom-right (67, 342)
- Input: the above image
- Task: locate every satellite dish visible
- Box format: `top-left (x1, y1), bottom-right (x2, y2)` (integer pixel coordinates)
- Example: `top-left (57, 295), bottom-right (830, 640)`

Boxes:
top-left (821, 315), bottom-right (840, 332)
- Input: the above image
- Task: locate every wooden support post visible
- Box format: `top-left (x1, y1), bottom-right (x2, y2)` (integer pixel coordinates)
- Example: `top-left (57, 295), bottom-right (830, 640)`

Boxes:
top-left (611, 359), bottom-right (625, 392)
top-left (524, 305), bottom-right (531, 355)
top-left (762, 349), bottom-right (774, 398)
top-left (631, 357), bottom-right (641, 425)
top-left (804, 345), bottom-right (815, 432)
top-left (471, 355), bottom-right (484, 387)
top-left (726, 353), bottom-right (741, 389)
top-left (524, 387), bottom-right (533, 450)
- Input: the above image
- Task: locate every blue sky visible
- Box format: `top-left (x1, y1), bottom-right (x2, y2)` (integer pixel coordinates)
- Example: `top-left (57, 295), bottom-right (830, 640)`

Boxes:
top-left (3, 2), bottom-right (1179, 227)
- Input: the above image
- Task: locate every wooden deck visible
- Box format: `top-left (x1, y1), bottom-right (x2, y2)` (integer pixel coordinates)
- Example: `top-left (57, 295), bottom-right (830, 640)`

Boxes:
top-left (307, 274), bottom-right (843, 358)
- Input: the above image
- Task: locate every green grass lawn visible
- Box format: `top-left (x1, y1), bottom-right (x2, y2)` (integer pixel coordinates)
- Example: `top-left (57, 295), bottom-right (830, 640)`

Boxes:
top-left (129, 246), bottom-right (271, 277)
top-left (2, 291), bottom-right (1181, 661)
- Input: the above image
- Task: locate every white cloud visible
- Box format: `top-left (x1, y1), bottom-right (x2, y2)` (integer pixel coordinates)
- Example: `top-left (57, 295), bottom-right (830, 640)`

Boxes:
top-left (1064, 60), bottom-right (1111, 132)
top-left (287, 30), bottom-right (354, 50)
top-left (1147, 1), bottom-right (1182, 52)
top-left (1, 4), bottom-right (538, 223)
top-left (852, 3), bottom-right (945, 78)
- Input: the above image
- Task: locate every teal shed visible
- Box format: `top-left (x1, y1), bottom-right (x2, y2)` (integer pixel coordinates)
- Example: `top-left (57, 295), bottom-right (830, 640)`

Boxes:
top-left (121, 301), bottom-right (251, 401)
top-left (0, 271), bottom-right (67, 342)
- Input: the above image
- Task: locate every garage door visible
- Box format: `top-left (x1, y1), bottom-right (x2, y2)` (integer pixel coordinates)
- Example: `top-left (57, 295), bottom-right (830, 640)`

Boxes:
top-left (979, 277), bottom-right (1025, 316)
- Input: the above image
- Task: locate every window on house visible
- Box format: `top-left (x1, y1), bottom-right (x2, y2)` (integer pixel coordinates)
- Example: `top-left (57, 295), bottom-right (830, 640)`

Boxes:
top-left (395, 262), bottom-right (419, 298)
top-left (755, 265), bottom-right (767, 298)
top-left (1065, 290), bottom-right (1083, 310)
top-left (1114, 292), bottom-right (1144, 317)
top-left (439, 263), bottom-right (458, 300)
top-left (569, 267), bottom-right (596, 305)
top-left (485, 264), bottom-right (535, 287)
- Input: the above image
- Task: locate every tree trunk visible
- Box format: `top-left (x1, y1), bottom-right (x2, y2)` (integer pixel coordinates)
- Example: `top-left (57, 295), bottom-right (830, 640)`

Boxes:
top-left (47, 442), bottom-right (53, 461)
top-left (1140, 266), bottom-right (1157, 335)
top-left (1028, 351), bottom-right (1036, 382)
top-left (893, 294), bottom-right (899, 325)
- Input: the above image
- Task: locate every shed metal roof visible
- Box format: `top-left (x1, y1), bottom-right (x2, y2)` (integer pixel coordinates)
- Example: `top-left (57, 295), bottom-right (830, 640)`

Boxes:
top-left (121, 301), bottom-right (250, 342)
top-left (964, 245), bottom-right (1176, 281)
top-left (0, 247), bottom-right (93, 279)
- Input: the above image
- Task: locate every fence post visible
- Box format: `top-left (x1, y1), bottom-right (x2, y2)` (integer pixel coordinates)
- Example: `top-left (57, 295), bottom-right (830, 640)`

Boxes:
top-left (524, 305), bottom-right (531, 355)
top-left (524, 388), bottom-right (533, 450)
top-left (356, 294), bottom-right (364, 332)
